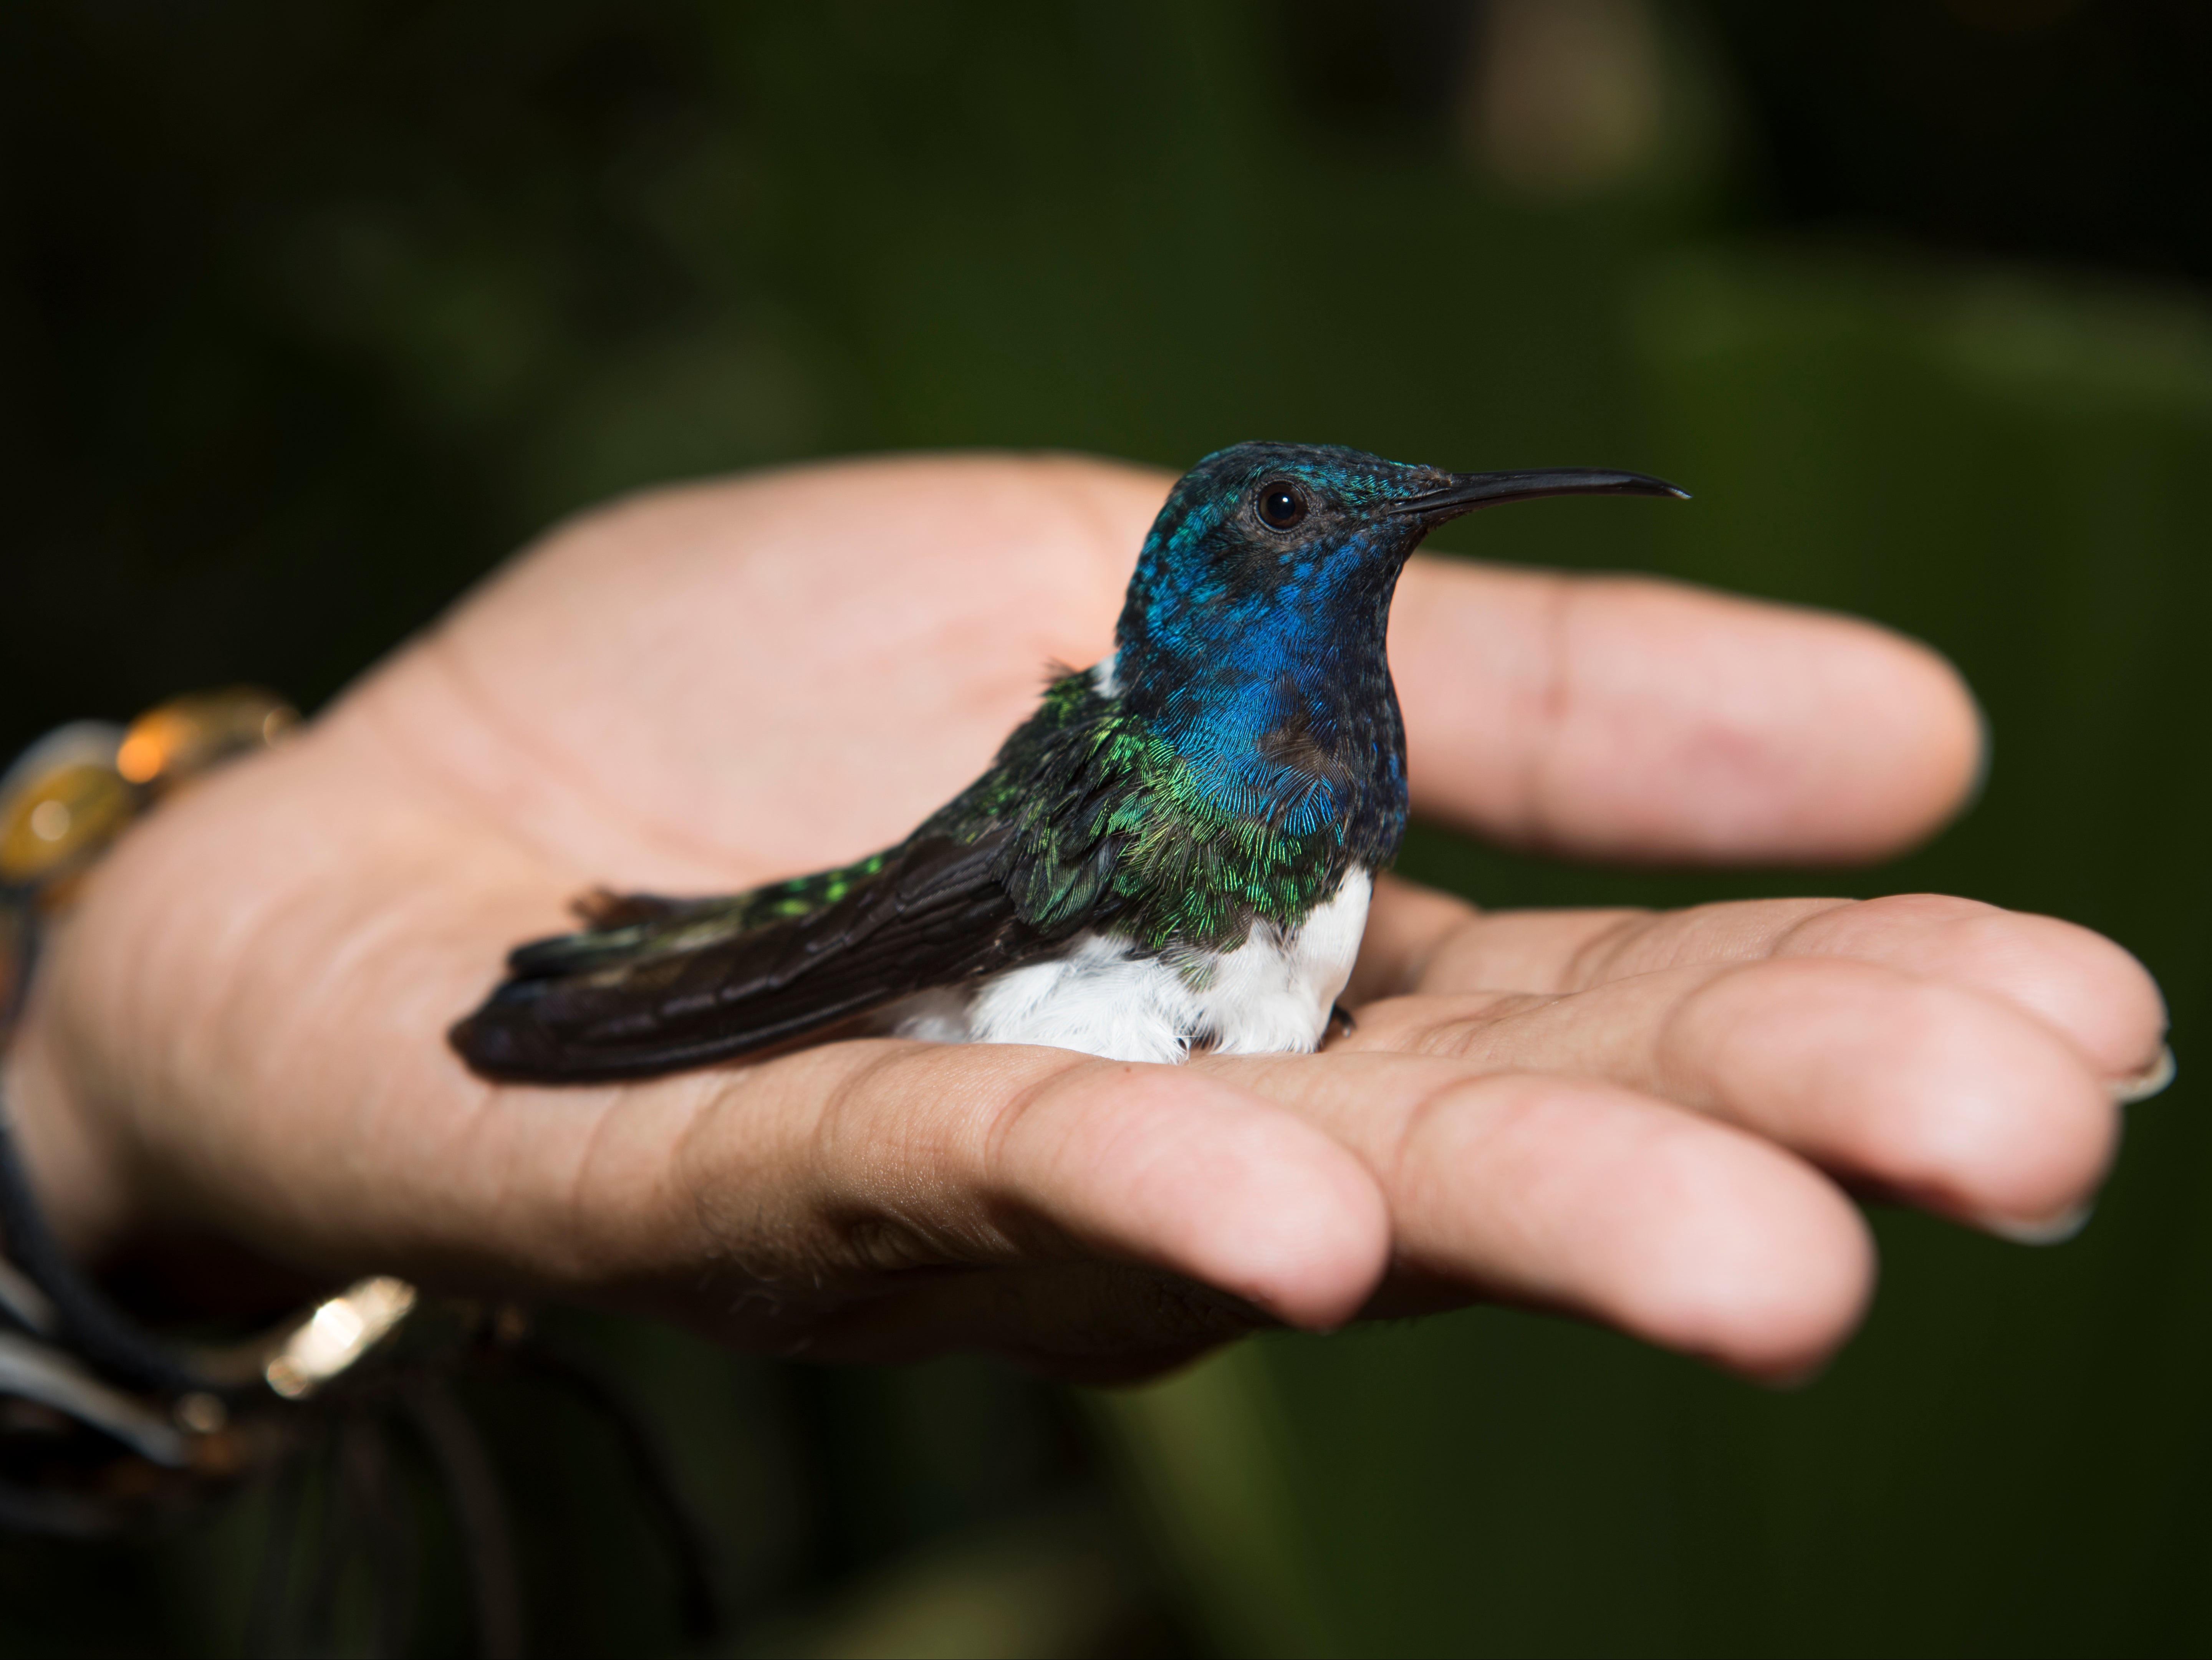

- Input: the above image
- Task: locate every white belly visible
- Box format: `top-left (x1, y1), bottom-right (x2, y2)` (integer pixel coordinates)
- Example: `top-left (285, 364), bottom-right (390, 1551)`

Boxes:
top-left (883, 868), bottom-right (1372, 1064)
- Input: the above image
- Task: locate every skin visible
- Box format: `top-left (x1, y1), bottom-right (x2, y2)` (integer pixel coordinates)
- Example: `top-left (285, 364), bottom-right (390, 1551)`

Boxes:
top-left (1, 453), bottom-right (2169, 1385)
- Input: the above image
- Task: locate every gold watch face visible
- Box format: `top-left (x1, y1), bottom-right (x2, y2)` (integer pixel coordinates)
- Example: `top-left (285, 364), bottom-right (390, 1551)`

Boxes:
top-left (0, 758), bottom-right (134, 887)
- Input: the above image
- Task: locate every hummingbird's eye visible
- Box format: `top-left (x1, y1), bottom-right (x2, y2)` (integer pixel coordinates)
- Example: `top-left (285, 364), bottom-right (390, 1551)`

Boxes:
top-left (1257, 482), bottom-right (1308, 530)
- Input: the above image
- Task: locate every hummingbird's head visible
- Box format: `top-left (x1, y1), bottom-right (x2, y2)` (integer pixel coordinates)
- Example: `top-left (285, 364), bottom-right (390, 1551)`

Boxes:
top-left (1111, 440), bottom-right (1684, 708)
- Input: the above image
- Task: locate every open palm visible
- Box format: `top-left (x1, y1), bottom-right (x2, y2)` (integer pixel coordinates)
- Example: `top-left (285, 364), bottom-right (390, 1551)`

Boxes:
top-left (8, 453), bottom-right (2165, 1382)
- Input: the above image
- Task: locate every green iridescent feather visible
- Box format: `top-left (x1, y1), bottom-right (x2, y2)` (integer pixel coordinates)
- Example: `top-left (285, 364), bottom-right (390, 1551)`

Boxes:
top-left (931, 672), bottom-right (1346, 955)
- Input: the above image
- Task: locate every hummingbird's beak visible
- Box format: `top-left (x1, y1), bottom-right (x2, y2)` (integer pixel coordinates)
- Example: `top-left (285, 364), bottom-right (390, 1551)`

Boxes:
top-left (1387, 467), bottom-right (1689, 522)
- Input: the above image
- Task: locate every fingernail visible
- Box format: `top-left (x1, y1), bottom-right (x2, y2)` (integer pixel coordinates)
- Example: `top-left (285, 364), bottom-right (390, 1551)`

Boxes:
top-left (2111, 1045), bottom-right (2176, 1106)
top-left (1979, 1202), bottom-right (2094, 1246)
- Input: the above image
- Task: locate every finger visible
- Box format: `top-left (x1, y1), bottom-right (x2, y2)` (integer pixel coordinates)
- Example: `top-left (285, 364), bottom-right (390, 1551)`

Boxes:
top-left (1373, 883), bottom-right (2168, 1089)
top-left (664, 1040), bottom-right (1392, 1341)
top-left (1348, 956), bottom-right (2118, 1234)
top-left (1768, 895), bottom-right (2169, 1087)
top-left (1216, 1053), bottom-right (1874, 1380)
top-left (1389, 559), bottom-right (1984, 864)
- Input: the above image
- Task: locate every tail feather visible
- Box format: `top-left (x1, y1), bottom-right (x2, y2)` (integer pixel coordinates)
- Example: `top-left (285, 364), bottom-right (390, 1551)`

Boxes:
top-left (449, 831), bottom-right (1068, 1083)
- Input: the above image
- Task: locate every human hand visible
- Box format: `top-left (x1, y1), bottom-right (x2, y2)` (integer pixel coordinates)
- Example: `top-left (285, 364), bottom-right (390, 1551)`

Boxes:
top-left (4, 455), bottom-right (2167, 1382)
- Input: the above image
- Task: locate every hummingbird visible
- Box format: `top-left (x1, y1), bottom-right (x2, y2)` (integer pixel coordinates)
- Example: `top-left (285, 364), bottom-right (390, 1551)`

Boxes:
top-left (452, 442), bottom-right (1684, 1083)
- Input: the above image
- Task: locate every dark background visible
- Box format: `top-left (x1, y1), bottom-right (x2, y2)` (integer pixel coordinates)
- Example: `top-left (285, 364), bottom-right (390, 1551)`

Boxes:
top-left (3, 2), bottom-right (2209, 1653)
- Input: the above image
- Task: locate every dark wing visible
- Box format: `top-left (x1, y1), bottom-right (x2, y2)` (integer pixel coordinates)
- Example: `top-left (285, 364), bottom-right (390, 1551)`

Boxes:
top-left (450, 830), bottom-right (1077, 1084)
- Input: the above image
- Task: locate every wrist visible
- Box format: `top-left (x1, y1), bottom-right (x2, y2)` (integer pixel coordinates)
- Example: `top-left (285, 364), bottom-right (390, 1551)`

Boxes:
top-left (3, 968), bottom-right (139, 1263)
top-left (0, 690), bottom-right (299, 1267)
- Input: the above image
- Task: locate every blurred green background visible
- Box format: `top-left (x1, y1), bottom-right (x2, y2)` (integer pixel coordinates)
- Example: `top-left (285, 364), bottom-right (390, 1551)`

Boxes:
top-left (4, 2), bottom-right (2210, 1653)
